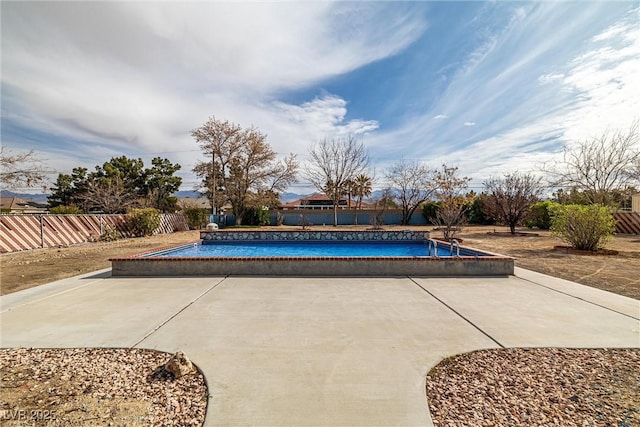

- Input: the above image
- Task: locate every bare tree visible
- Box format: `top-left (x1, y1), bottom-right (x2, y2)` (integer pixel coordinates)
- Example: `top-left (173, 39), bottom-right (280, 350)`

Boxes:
top-left (305, 136), bottom-right (369, 226)
top-left (484, 172), bottom-right (544, 234)
top-left (0, 148), bottom-right (48, 190)
top-left (431, 164), bottom-right (471, 240)
top-left (385, 160), bottom-right (434, 225)
top-left (192, 117), bottom-right (298, 225)
top-left (543, 121), bottom-right (640, 206)
top-left (76, 176), bottom-right (138, 214)
top-left (370, 188), bottom-right (395, 229)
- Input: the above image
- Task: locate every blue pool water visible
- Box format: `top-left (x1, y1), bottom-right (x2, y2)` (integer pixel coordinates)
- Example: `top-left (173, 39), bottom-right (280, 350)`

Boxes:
top-left (149, 240), bottom-right (473, 258)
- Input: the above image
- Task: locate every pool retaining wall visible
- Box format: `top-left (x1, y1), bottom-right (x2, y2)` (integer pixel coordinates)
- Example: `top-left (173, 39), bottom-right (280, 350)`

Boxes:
top-left (111, 256), bottom-right (514, 277)
top-left (111, 230), bottom-right (514, 277)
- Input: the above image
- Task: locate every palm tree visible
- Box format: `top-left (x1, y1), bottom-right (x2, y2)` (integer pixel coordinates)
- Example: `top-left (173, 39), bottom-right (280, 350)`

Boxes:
top-left (353, 173), bottom-right (373, 225)
top-left (344, 179), bottom-right (356, 209)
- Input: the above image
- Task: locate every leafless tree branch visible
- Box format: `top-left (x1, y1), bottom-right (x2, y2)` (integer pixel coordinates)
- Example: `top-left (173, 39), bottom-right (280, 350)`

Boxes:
top-left (484, 172), bottom-right (545, 234)
top-left (385, 160), bottom-right (435, 225)
top-left (542, 121), bottom-right (640, 205)
top-left (305, 136), bottom-right (369, 226)
top-left (0, 148), bottom-right (49, 190)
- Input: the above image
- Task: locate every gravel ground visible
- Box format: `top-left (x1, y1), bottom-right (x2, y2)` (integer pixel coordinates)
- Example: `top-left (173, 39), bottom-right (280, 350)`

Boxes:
top-left (427, 348), bottom-right (640, 427)
top-left (3, 347), bottom-right (638, 426)
top-left (0, 348), bottom-right (208, 426)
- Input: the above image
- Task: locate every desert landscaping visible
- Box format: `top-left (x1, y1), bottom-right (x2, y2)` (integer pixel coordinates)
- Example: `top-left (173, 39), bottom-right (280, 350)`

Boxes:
top-left (1, 225), bottom-right (639, 426)
top-left (2, 224), bottom-right (638, 299)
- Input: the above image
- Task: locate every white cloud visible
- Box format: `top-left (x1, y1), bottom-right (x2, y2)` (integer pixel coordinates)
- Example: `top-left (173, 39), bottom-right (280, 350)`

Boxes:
top-left (3, 1), bottom-right (638, 194)
top-left (592, 22), bottom-right (628, 42)
top-left (557, 14), bottom-right (640, 143)
top-left (1, 1), bottom-right (423, 186)
top-left (538, 73), bottom-right (565, 84)
top-left (367, 3), bottom-right (639, 184)
top-left (272, 96), bottom-right (378, 138)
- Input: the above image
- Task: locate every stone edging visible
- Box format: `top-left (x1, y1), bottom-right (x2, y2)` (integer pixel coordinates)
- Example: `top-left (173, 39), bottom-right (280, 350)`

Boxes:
top-left (200, 230), bottom-right (430, 242)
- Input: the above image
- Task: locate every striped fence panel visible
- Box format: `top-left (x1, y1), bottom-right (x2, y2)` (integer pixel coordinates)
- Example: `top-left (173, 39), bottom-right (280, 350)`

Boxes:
top-left (100, 215), bottom-right (134, 238)
top-left (0, 215), bottom-right (42, 252)
top-left (0, 213), bottom-right (188, 253)
top-left (613, 212), bottom-right (640, 235)
top-left (158, 213), bottom-right (189, 234)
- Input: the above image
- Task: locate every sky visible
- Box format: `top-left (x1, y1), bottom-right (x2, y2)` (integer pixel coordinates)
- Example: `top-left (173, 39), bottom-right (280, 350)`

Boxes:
top-left (2, 1), bottom-right (639, 194)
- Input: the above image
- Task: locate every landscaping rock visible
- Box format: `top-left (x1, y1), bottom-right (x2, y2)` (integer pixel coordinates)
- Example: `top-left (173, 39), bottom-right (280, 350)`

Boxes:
top-left (164, 351), bottom-right (193, 378)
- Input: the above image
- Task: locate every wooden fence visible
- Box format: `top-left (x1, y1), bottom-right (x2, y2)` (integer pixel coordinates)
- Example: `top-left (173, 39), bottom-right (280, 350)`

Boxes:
top-left (613, 212), bottom-right (640, 235)
top-left (0, 213), bottom-right (188, 253)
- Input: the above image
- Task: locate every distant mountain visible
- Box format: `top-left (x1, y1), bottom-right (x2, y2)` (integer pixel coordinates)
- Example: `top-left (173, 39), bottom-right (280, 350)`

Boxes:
top-left (0, 190), bottom-right (50, 204)
top-left (176, 191), bottom-right (306, 203)
top-left (0, 189), bottom-right (378, 206)
top-left (279, 192), bottom-right (303, 202)
top-left (369, 189), bottom-right (385, 200)
top-left (174, 190), bottom-right (203, 198)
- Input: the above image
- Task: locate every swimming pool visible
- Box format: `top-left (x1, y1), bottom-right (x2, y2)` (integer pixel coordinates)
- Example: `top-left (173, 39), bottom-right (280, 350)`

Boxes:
top-left (150, 240), bottom-right (471, 258)
top-left (110, 230), bottom-right (514, 277)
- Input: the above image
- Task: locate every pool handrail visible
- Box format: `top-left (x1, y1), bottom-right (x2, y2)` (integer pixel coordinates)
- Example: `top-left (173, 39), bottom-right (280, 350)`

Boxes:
top-left (427, 239), bottom-right (439, 258)
top-left (450, 239), bottom-right (460, 257)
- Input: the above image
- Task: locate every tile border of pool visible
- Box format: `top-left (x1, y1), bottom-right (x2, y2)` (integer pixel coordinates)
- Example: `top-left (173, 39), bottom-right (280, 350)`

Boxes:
top-left (110, 230), bottom-right (514, 277)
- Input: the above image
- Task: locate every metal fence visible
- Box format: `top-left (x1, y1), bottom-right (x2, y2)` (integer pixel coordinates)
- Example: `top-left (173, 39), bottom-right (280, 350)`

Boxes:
top-left (0, 213), bottom-right (188, 253)
top-left (271, 209), bottom-right (640, 235)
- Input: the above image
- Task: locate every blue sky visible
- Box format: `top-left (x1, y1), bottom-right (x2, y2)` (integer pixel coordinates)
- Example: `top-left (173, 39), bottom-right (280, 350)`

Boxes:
top-left (2, 1), bottom-right (638, 193)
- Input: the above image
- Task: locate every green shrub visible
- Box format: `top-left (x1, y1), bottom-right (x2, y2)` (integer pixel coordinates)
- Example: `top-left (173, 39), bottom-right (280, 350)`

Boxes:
top-left (550, 204), bottom-right (615, 251)
top-left (49, 205), bottom-right (83, 214)
top-left (466, 196), bottom-right (495, 225)
top-left (98, 225), bottom-right (122, 241)
top-left (243, 207), bottom-right (270, 226)
top-left (524, 200), bottom-right (556, 230)
top-left (127, 208), bottom-right (161, 237)
top-left (421, 201), bottom-right (441, 225)
top-left (184, 207), bottom-right (209, 230)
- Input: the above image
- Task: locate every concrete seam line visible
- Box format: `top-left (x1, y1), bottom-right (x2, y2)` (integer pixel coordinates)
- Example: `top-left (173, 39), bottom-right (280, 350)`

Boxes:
top-left (515, 274), bottom-right (640, 321)
top-left (131, 276), bottom-right (229, 349)
top-left (408, 277), bottom-right (505, 349)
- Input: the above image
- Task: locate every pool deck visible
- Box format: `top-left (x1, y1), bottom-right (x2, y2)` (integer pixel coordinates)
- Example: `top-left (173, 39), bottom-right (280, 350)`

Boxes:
top-left (1, 268), bottom-right (639, 426)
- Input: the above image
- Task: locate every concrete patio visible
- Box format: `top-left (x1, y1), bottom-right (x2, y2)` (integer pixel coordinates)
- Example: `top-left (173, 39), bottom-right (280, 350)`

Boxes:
top-left (1, 267), bottom-right (638, 426)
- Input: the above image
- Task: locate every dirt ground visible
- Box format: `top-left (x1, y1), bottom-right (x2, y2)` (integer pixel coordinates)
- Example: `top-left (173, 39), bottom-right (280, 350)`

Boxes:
top-left (0, 231), bottom-right (201, 295)
top-left (1, 224), bottom-right (639, 300)
top-left (454, 226), bottom-right (640, 300)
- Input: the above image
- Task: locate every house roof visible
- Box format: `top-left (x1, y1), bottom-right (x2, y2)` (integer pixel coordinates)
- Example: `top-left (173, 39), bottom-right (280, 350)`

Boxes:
top-left (0, 197), bottom-right (48, 211)
top-left (302, 193), bottom-right (334, 201)
top-left (283, 193), bottom-right (333, 208)
top-left (283, 193), bottom-right (374, 209)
